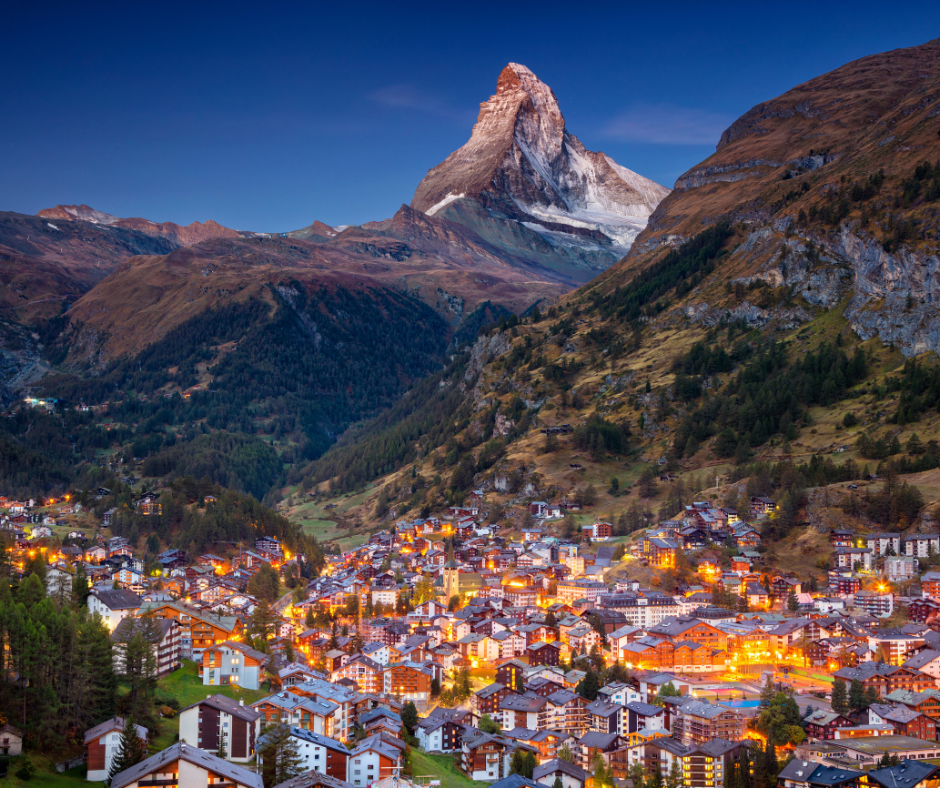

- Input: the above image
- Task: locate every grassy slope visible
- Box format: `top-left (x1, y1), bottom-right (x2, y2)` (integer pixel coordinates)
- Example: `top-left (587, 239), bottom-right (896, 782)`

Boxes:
top-left (151, 659), bottom-right (269, 750)
top-left (409, 750), bottom-right (489, 788)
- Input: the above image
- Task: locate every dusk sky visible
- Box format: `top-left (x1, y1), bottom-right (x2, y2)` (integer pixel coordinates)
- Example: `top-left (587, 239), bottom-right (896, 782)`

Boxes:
top-left (4, 2), bottom-right (940, 231)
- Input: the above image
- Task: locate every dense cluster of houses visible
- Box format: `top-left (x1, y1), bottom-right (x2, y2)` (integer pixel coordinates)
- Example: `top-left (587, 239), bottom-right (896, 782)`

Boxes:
top-left (15, 484), bottom-right (940, 788)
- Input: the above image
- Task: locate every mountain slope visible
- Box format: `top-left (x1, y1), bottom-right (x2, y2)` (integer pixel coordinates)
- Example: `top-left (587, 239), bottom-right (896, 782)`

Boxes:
top-left (590, 37), bottom-right (940, 355)
top-left (60, 208), bottom-right (575, 367)
top-left (300, 38), bottom-right (940, 535)
top-left (411, 63), bottom-right (670, 281)
top-left (38, 204), bottom-right (243, 246)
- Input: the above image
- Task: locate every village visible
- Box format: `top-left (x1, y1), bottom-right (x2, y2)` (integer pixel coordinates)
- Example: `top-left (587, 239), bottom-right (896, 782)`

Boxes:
top-left (5, 486), bottom-right (940, 788)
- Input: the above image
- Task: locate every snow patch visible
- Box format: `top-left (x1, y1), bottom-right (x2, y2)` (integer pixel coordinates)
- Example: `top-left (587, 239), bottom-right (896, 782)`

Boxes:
top-left (46, 223), bottom-right (60, 231)
top-left (424, 193), bottom-right (466, 217)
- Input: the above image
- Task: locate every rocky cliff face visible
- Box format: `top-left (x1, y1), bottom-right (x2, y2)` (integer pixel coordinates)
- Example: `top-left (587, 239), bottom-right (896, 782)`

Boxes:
top-left (600, 37), bottom-right (940, 356)
top-left (411, 64), bottom-right (669, 279)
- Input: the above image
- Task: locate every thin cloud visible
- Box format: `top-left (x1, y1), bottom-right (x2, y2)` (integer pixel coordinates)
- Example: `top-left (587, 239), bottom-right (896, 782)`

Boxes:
top-left (368, 83), bottom-right (474, 122)
top-left (600, 103), bottom-right (733, 146)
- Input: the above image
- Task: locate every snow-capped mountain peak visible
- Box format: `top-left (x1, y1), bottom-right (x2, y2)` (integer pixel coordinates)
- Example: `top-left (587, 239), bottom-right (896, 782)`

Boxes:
top-left (411, 63), bottom-right (669, 275)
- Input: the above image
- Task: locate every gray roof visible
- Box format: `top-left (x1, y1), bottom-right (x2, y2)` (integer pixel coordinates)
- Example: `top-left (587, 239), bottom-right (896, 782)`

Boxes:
top-left (533, 758), bottom-right (590, 782)
top-left (675, 700), bottom-right (729, 720)
top-left (84, 716), bottom-right (147, 745)
top-left (272, 770), bottom-right (354, 788)
top-left (488, 776), bottom-right (542, 788)
top-left (90, 588), bottom-right (142, 610)
top-left (111, 616), bottom-right (175, 644)
top-left (181, 694), bottom-right (262, 723)
top-left (624, 701), bottom-right (663, 716)
top-left (868, 761), bottom-right (939, 788)
top-left (577, 731), bottom-right (621, 749)
top-left (902, 649), bottom-right (940, 669)
top-left (499, 694), bottom-right (546, 712)
top-left (288, 728), bottom-right (349, 752)
top-left (111, 742), bottom-right (263, 788)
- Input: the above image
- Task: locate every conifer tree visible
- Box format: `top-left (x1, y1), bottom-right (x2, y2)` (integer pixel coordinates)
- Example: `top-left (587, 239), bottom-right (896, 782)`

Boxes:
top-left (763, 737), bottom-right (779, 788)
top-left (831, 678), bottom-right (849, 714)
top-left (258, 723), bottom-right (304, 788)
top-left (108, 716), bottom-right (147, 783)
top-left (848, 679), bottom-right (866, 711)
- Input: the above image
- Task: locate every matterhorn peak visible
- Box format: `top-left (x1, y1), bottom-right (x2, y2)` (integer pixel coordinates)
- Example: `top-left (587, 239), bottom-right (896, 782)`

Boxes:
top-left (411, 63), bottom-right (669, 278)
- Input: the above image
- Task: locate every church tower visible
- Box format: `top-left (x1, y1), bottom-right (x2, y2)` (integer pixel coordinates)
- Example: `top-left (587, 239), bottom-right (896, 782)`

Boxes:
top-left (443, 540), bottom-right (459, 601)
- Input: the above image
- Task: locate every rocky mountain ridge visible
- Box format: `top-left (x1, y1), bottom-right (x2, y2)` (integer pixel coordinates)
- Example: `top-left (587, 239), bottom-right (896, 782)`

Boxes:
top-left (38, 204), bottom-right (243, 246)
top-left (411, 63), bottom-right (670, 280)
top-left (592, 37), bottom-right (940, 357)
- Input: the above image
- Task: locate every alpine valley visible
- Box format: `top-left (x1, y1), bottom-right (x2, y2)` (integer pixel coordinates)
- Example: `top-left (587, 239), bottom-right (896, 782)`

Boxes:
top-left (5, 40), bottom-right (940, 578)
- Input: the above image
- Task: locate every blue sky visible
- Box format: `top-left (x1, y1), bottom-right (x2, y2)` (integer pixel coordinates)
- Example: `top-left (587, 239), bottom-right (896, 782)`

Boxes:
top-left (3, 2), bottom-right (939, 231)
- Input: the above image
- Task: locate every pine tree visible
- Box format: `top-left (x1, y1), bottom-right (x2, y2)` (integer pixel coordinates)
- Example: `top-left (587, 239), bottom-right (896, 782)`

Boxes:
top-left (258, 723), bottom-right (304, 788)
top-left (738, 748), bottom-right (751, 788)
top-left (509, 750), bottom-right (525, 776)
top-left (786, 589), bottom-right (799, 612)
top-left (848, 679), bottom-right (865, 712)
top-left (217, 727), bottom-right (228, 758)
top-left (401, 701), bottom-right (419, 737)
top-left (763, 737), bottom-right (779, 788)
top-left (592, 753), bottom-right (611, 788)
top-left (666, 758), bottom-right (683, 788)
top-left (831, 678), bottom-right (849, 714)
top-left (522, 751), bottom-right (537, 778)
top-left (108, 716), bottom-right (147, 783)
top-left (558, 743), bottom-right (574, 763)
top-left (751, 738), bottom-right (767, 788)
top-left (305, 606), bottom-right (314, 628)
top-left (759, 675), bottom-right (776, 708)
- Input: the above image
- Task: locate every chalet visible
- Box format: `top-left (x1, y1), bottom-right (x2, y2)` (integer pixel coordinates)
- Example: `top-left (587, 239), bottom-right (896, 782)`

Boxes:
top-left (803, 710), bottom-right (855, 740)
top-left (583, 522), bottom-right (613, 541)
top-left (202, 641), bottom-right (269, 690)
top-left (135, 493), bottom-right (163, 516)
top-left (88, 588), bottom-right (142, 632)
top-left (903, 535), bottom-right (940, 558)
top-left (580, 698), bottom-right (621, 736)
top-left (346, 735), bottom-right (401, 787)
top-left (833, 663), bottom-right (936, 696)
top-left (533, 758), bottom-right (592, 788)
top-left (868, 704), bottom-right (934, 739)
top-left (527, 640), bottom-right (561, 666)
top-left (777, 760), bottom-right (862, 788)
top-left (540, 689), bottom-right (586, 735)
top-left (0, 724), bottom-right (22, 757)
top-left (85, 717), bottom-right (148, 782)
top-left (179, 694), bottom-right (262, 762)
top-left (416, 715), bottom-right (465, 753)
top-left (499, 693), bottom-right (546, 731)
top-left (382, 662), bottom-right (434, 702)
top-left (283, 729), bottom-right (352, 781)
top-left (835, 547), bottom-right (873, 571)
top-left (647, 538), bottom-right (677, 568)
top-left (750, 496), bottom-right (776, 517)
top-left (138, 600), bottom-right (242, 658)
top-left (920, 573), bottom-right (940, 601)
top-left (867, 762), bottom-right (940, 788)
top-left (670, 700), bottom-right (744, 745)
top-left (576, 731), bottom-right (624, 772)
top-left (109, 742), bottom-right (262, 788)
top-left (459, 728), bottom-right (521, 782)
top-left (331, 655), bottom-right (382, 694)
top-left (111, 616), bottom-right (181, 677)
